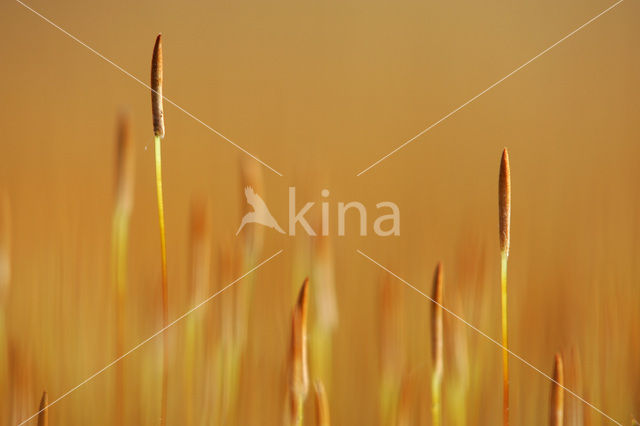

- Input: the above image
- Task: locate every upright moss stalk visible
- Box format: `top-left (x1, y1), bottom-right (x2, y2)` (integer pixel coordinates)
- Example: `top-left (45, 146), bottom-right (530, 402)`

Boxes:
top-left (396, 373), bottom-right (413, 426)
top-left (498, 148), bottom-right (511, 426)
top-left (184, 201), bottom-right (211, 426)
top-left (431, 262), bottom-right (444, 426)
top-left (112, 112), bottom-right (134, 425)
top-left (289, 279), bottom-right (310, 426)
top-left (220, 159), bottom-right (265, 422)
top-left (379, 275), bottom-right (404, 425)
top-left (0, 191), bottom-right (10, 423)
top-left (311, 235), bottom-right (338, 393)
top-left (151, 33), bottom-right (169, 426)
top-left (0, 190), bottom-right (9, 314)
top-left (314, 380), bottom-right (331, 426)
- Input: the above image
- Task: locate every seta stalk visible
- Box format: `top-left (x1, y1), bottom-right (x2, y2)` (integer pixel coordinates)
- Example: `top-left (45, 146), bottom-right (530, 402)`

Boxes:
top-left (289, 278), bottom-right (310, 426)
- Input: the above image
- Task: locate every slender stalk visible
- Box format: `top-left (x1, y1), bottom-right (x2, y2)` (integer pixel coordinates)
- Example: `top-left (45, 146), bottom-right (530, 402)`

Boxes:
top-left (289, 279), bottom-right (310, 426)
top-left (499, 147), bottom-right (511, 426)
top-left (397, 373), bottom-right (413, 426)
top-left (431, 262), bottom-right (443, 426)
top-left (500, 252), bottom-right (509, 425)
top-left (379, 275), bottom-right (403, 426)
top-left (219, 159), bottom-right (265, 423)
top-left (311, 235), bottom-right (338, 394)
top-left (294, 399), bottom-right (304, 426)
top-left (314, 380), bottom-right (331, 426)
top-left (112, 208), bottom-right (129, 424)
top-left (431, 373), bottom-right (442, 425)
top-left (0, 189), bottom-right (10, 311)
top-left (184, 201), bottom-right (211, 426)
top-left (155, 134), bottom-right (169, 426)
top-left (112, 112), bottom-right (134, 425)
top-left (151, 33), bottom-right (168, 426)
top-left (0, 191), bottom-right (10, 424)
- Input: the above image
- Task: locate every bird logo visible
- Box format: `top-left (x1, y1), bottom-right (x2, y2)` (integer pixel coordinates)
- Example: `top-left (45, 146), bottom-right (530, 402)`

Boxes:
top-left (236, 186), bottom-right (285, 235)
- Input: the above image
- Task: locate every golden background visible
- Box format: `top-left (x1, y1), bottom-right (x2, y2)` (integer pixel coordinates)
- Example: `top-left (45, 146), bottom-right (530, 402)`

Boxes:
top-left (0, 0), bottom-right (639, 424)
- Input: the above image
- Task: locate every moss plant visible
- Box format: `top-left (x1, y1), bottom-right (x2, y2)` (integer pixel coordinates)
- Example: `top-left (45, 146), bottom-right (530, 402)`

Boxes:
top-left (151, 33), bottom-right (169, 426)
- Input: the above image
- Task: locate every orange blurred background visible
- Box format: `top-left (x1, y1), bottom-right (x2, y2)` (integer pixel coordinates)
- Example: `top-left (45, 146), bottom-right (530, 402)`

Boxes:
top-left (0, 0), bottom-right (639, 424)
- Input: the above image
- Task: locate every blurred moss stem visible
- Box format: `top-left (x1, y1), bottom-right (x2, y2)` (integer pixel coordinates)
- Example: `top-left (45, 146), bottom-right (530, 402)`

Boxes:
top-left (184, 319), bottom-right (196, 426)
top-left (111, 112), bottom-right (133, 425)
top-left (501, 252), bottom-right (509, 426)
top-left (153, 134), bottom-right (170, 426)
top-left (295, 398), bottom-right (304, 426)
top-left (431, 369), bottom-right (443, 426)
top-left (221, 212), bottom-right (263, 422)
top-left (111, 205), bottom-right (130, 424)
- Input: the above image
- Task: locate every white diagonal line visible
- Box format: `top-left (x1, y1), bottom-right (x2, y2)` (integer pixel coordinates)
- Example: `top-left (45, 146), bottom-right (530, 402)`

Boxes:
top-left (356, 249), bottom-right (622, 425)
top-left (14, 0), bottom-right (283, 177)
top-left (17, 249), bottom-right (284, 426)
top-left (356, 0), bottom-right (625, 176)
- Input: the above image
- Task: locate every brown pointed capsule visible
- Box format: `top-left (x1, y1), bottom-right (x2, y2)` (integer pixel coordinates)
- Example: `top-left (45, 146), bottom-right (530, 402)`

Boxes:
top-left (499, 148), bottom-right (511, 256)
top-left (37, 391), bottom-right (48, 426)
top-left (151, 34), bottom-right (164, 138)
top-left (430, 262), bottom-right (443, 373)
top-left (550, 353), bottom-right (564, 426)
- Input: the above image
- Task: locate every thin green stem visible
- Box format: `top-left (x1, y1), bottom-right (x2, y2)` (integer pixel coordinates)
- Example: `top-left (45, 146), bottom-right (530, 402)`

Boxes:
top-left (295, 397), bottom-right (304, 426)
top-left (501, 252), bottom-right (509, 426)
top-left (154, 135), bottom-right (169, 426)
top-left (112, 206), bottom-right (130, 425)
top-left (184, 319), bottom-right (196, 426)
top-left (432, 369), bottom-right (442, 426)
